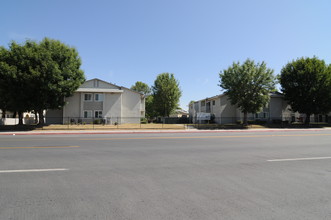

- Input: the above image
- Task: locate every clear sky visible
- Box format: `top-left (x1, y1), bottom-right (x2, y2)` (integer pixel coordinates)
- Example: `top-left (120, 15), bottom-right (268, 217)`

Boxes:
top-left (1, 0), bottom-right (331, 110)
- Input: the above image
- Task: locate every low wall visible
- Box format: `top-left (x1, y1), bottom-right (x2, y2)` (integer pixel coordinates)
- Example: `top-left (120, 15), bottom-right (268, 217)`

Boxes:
top-left (0, 118), bottom-right (35, 125)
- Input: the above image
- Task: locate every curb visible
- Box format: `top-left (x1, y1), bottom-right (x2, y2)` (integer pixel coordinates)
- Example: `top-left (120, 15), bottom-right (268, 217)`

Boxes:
top-left (0, 128), bottom-right (329, 136)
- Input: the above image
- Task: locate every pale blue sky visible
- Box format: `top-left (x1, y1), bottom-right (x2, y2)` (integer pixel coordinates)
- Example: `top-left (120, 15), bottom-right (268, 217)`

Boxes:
top-left (1, 0), bottom-right (331, 109)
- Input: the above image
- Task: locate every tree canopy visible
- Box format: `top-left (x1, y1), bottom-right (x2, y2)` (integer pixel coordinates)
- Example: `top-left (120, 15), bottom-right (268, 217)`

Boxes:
top-left (130, 81), bottom-right (151, 95)
top-left (280, 57), bottom-right (331, 124)
top-left (145, 95), bottom-right (157, 118)
top-left (152, 73), bottom-right (181, 117)
top-left (0, 46), bottom-right (15, 118)
top-left (0, 38), bottom-right (85, 125)
top-left (219, 59), bottom-right (275, 124)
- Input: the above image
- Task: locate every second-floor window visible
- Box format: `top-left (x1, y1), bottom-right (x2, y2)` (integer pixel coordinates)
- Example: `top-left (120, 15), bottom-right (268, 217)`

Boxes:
top-left (95, 94), bottom-right (103, 101)
top-left (84, 94), bottom-right (92, 101)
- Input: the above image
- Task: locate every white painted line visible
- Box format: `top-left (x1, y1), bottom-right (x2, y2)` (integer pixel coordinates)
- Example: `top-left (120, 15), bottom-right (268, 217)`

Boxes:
top-left (268, 157), bottom-right (331, 162)
top-left (0, 168), bottom-right (69, 173)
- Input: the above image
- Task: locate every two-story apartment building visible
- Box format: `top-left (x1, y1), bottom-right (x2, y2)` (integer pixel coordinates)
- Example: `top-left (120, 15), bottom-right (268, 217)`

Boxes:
top-left (189, 92), bottom-right (293, 124)
top-left (46, 78), bottom-right (145, 124)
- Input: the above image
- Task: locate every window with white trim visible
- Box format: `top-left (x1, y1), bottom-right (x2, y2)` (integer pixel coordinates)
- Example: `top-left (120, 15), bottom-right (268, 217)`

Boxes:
top-left (95, 93), bottom-right (103, 101)
top-left (84, 110), bottom-right (92, 118)
top-left (84, 94), bottom-right (92, 101)
top-left (94, 110), bottom-right (103, 118)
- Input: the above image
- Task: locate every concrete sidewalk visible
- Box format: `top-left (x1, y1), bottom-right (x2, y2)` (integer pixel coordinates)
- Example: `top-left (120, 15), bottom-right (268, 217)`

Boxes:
top-left (1, 127), bottom-right (330, 135)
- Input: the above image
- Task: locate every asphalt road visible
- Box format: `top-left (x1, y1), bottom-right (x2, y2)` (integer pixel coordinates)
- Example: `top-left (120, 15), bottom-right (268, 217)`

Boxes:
top-left (1, 130), bottom-right (331, 220)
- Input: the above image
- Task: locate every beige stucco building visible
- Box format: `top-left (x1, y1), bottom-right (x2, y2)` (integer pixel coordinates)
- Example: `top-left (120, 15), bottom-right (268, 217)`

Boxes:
top-left (189, 92), bottom-right (295, 124)
top-left (46, 78), bottom-right (145, 124)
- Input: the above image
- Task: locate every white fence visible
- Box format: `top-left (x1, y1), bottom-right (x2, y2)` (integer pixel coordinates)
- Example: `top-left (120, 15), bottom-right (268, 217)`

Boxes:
top-left (0, 118), bottom-right (36, 125)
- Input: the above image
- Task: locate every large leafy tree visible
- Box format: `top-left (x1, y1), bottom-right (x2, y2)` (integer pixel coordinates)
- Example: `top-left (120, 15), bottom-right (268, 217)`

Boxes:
top-left (219, 59), bottom-right (275, 125)
top-left (0, 38), bottom-right (85, 125)
top-left (280, 57), bottom-right (331, 124)
top-left (0, 42), bottom-right (34, 124)
top-left (0, 47), bottom-right (12, 119)
top-left (30, 38), bottom-right (85, 125)
top-left (152, 73), bottom-right (181, 117)
top-left (131, 81), bottom-right (151, 95)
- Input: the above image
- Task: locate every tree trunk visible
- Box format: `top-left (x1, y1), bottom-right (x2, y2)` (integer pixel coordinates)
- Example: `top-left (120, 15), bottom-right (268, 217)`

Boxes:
top-left (305, 114), bottom-right (311, 125)
top-left (18, 111), bottom-right (23, 125)
top-left (34, 110), bottom-right (39, 124)
top-left (38, 109), bottom-right (44, 126)
top-left (243, 111), bottom-right (248, 125)
top-left (1, 109), bottom-right (6, 118)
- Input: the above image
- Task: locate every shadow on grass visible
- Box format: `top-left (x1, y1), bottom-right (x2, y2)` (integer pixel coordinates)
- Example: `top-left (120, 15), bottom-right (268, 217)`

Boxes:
top-left (191, 124), bottom-right (249, 130)
top-left (191, 123), bottom-right (331, 130)
top-left (0, 124), bottom-right (52, 132)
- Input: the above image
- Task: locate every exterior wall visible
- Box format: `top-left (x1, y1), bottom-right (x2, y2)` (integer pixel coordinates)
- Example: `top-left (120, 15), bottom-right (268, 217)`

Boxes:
top-left (211, 98), bottom-right (222, 123)
top-left (103, 93), bottom-right (122, 118)
top-left (121, 89), bottom-right (142, 123)
top-left (83, 99), bottom-right (103, 112)
top-left (140, 98), bottom-right (145, 118)
top-left (191, 102), bottom-right (200, 122)
top-left (63, 93), bottom-right (81, 118)
top-left (269, 96), bottom-right (282, 118)
top-left (269, 96), bottom-right (292, 120)
top-left (219, 96), bottom-right (238, 124)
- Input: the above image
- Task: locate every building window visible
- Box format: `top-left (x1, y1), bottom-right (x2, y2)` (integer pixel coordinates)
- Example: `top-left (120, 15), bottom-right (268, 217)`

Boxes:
top-left (95, 94), bottom-right (103, 101)
top-left (84, 110), bottom-right (92, 118)
top-left (201, 101), bottom-right (205, 107)
top-left (95, 110), bottom-right (103, 118)
top-left (212, 100), bottom-right (215, 105)
top-left (84, 94), bottom-right (92, 101)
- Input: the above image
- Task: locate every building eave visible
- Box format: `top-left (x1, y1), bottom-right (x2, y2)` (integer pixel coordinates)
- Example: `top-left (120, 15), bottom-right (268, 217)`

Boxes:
top-left (76, 88), bottom-right (123, 93)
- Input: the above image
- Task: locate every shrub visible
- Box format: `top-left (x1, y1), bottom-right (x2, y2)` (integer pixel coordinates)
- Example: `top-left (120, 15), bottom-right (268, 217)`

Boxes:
top-left (236, 120), bottom-right (242, 125)
top-left (254, 119), bottom-right (267, 125)
top-left (70, 118), bottom-right (76, 124)
top-left (140, 118), bottom-right (148, 124)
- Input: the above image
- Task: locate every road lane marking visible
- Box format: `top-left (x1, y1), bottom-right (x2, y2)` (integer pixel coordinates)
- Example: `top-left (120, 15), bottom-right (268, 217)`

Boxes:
top-left (0, 168), bottom-right (69, 173)
top-left (0, 139), bottom-right (52, 142)
top-left (0, 146), bottom-right (80, 149)
top-left (79, 133), bottom-right (331, 141)
top-left (268, 157), bottom-right (331, 162)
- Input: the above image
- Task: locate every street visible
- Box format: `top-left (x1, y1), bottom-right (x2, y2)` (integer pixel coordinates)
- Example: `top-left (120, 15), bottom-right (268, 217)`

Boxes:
top-left (1, 130), bottom-right (331, 219)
